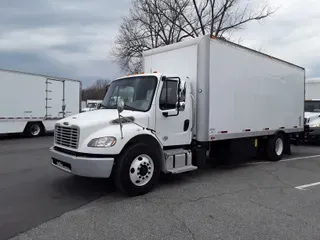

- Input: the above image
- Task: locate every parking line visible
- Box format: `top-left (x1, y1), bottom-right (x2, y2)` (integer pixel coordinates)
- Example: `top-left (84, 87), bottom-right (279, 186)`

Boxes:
top-left (248, 154), bottom-right (320, 166)
top-left (281, 154), bottom-right (320, 162)
top-left (295, 182), bottom-right (320, 190)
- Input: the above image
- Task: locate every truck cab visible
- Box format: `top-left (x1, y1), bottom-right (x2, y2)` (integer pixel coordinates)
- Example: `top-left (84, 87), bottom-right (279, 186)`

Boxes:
top-left (304, 99), bottom-right (320, 141)
top-left (50, 73), bottom-right (195, 196)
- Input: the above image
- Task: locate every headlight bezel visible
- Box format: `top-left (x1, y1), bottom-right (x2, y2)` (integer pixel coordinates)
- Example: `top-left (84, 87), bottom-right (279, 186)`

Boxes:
top-left (87, 136), bottom-right (117, 148)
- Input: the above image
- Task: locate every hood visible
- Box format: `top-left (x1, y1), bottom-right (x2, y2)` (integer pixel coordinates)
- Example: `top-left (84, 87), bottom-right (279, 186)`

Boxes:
top-left (305, 112), bottom-right (320, 118)
top-left (58, 109), bottom-right (149, 129)
top-left (305, 112), bottom-right (320, 125)
top-left (81, 108), bottom-right (96, 112)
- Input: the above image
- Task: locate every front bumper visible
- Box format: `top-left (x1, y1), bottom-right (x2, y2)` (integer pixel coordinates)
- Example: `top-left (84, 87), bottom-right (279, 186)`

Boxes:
top-left (50, 147), bottom-right (114, 178)
top-left (307, 126), bottom-right (320, 136)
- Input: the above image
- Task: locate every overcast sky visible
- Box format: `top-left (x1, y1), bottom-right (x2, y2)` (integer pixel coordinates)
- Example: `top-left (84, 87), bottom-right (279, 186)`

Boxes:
top-left (0, 0), bottom-right (319, 87)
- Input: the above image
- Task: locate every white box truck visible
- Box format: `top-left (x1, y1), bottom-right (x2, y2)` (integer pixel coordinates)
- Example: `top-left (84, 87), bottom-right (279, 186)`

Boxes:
top-left (81, 99), bottom-right (103, 112)
top-left (302, 78), bottom-right (320, 141)
top-left (0, 68), bottom-right (81, 137)
top-left (50, 35), bottom-right (305, 196)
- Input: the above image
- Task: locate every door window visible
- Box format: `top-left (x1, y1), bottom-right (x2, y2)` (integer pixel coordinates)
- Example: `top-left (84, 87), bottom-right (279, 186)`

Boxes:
top-left (159, 80), bottom-right (178, 110)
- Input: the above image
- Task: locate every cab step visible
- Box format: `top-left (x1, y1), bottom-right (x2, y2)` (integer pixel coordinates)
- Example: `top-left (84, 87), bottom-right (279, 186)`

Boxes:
top-left (164, 148), bottom-right (198, 174)
top-left (167, 165), bottom-right (198, 174)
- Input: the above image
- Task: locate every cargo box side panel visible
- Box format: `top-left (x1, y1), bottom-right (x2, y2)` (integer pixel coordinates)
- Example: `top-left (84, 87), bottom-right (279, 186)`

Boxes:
top-left (0, 71), bottom-right (46, 134)
top-left (0, 70), bottom-right (46, 118)
top-left (208, 39), bottom-right (305, 140)
top-left (64, 80), bottom-right (81, 117)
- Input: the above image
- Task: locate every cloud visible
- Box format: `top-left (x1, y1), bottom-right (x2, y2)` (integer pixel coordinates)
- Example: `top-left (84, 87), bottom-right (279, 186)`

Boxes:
top-left (0, 0), bottom-right (130, 86)
top-left (0, 0), bottom-right (319, 89)
top-left (236, 0), bottom-right (320, 78)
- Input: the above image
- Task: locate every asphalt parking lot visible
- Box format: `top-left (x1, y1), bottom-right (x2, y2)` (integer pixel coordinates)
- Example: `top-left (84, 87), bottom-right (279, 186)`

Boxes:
top-left (0, 136), bottom-right (113, 240)
top-left (2, 136), bottom-right (320, 240)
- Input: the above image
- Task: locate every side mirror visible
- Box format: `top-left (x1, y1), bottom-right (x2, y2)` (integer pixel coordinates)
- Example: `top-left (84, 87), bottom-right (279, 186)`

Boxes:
top-left (117, 98), bottom-right (125, 113)
top-left (176, 80), bottom-right (186, 111)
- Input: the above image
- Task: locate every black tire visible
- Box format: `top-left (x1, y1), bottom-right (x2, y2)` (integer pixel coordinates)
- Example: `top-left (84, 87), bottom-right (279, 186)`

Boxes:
top-left (24, 122), bottom-right (43, 137)
top-left (266, 133), bottom-right (284, 161)
top-left (113, 142), bottom-right (161, 197)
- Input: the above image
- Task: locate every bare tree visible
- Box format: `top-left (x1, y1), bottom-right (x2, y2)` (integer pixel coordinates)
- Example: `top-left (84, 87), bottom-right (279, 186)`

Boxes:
top-left (110, 0), bottom-right (276, 73)
top-left (82, 79), bottom-right (111, 101)
top-left (110, 0), bottom-right (189, 73)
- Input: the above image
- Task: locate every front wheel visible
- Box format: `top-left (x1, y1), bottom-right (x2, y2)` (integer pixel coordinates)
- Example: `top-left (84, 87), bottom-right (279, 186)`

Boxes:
top-left (113, 142), bottom-right (161, 197)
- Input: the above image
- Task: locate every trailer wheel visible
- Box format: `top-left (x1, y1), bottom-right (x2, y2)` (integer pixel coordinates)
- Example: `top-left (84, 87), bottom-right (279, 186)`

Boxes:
top-left (25, 122), bottom-right (43, 137)
top-left (266, 133), bottom-right (284, 161)
top-left (113, 142), bottom-right (161, 197)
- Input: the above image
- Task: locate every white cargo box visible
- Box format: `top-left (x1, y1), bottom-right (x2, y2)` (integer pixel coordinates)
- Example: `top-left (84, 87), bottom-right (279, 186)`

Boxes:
top-left (143, 35), bottom-right (305, 142)
top-left (0, 69), bottom-right (81, 135)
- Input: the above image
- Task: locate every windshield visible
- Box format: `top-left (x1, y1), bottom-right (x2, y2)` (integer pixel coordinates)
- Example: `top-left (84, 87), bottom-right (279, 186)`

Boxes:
top-left (87, 103), bottom-right (97, 108)
top-left (101, 76), bottom-right (158, 112)
top-left (305, 100), bottom-right (320, 112)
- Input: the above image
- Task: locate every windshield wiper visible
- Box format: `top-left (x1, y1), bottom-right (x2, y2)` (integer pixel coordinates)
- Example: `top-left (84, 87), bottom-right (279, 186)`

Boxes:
top-left (98, 102), bottom-right (138, 111)
top-left (124, 103), bottom-right (138, 111)
top-left (99, 103), bottom-right (109, 109)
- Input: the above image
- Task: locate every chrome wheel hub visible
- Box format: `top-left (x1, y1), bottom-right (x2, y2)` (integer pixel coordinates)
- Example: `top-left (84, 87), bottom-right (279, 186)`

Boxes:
top-left (275, 138), bottom-right (283, 156)
top-left (30, 125), bottom-right (41, 136)
top-left (129, 154), bottom-right (154, 187)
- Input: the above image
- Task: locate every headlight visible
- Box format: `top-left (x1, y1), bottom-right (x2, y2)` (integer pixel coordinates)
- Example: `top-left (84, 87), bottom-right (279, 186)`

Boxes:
top-left (87, 136), bottom-right (117, 148)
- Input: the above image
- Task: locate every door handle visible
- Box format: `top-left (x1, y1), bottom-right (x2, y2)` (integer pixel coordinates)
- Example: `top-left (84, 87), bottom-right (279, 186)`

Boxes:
top-left (162, 112), bottom-right (169, 117)
top-left (184, 119), bottom-right (190, 131)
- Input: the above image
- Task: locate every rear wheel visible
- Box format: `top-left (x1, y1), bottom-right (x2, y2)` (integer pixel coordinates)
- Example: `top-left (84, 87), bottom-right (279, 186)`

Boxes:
top-left (266, 133), bottom-right (284, 161)
top-left (24, 122), bottom-right (43, 137)
top-left (113, 142), bottom-right (161, 196)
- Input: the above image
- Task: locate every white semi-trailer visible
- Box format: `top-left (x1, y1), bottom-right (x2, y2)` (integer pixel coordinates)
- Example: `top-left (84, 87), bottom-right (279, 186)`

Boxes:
top-left (50, 35), bottom-right (305, 196)
top-left (0, 69), bottom-right (81, 137)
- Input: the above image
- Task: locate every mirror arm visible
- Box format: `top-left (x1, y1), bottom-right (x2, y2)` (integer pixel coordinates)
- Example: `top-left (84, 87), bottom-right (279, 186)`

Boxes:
top-left (116, 97), bottom-right (125, 138)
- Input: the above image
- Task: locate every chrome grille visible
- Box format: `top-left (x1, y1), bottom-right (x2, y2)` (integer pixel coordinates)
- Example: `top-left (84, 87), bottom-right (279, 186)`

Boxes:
top-left (55, 125), bottom-right (79, 149)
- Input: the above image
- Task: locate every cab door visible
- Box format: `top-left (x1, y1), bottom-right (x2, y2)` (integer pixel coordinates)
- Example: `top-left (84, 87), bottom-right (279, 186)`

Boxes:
top-left (155, 77), bottom-right (192, 147)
